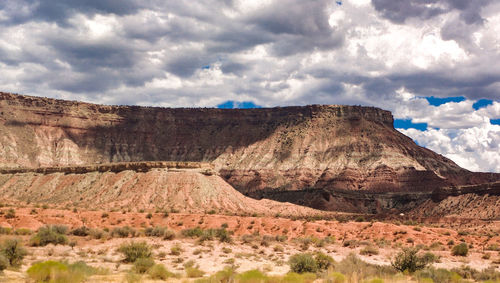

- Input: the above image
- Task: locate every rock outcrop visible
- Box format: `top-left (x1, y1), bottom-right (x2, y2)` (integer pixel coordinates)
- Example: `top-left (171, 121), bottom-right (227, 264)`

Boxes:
top-left (1, 92), bottom-right (499, 214)
top-left (0, 163), bottom-right (321, 216)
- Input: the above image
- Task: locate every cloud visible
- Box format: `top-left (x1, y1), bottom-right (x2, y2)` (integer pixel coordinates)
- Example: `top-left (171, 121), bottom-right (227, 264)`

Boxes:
top-left (0, 0), bottom-right (499, 171)
top-left (400, 124), bottom-right (500, 172)
top-left (372, 0), bottom-right (491, 25)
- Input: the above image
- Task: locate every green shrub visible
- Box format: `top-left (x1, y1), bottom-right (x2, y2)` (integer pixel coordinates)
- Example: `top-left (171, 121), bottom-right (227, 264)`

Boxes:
top-left (216, 228), bottom-right (232, 243)
top-left (5, 209), bottom-right (15, 219)
top-left (89, 228), bottom-right (105, 239)
top-left (71, 226), bottom-right (90, 237)
top-left (282, 272), bottom-right (317, 283)
top-left (473, 266), bottom-right (500, 281)
top-left (133, 257), bottom-right (155, 274)
top-left (0, 227), bottom-right (11, 235)
top-left (315, 252), bottom-right (334, 271)
top-left (112, 226), bottom-right (136, 238)
top-left (415, 268), bottom-right (459, 283)
top-left (14, 228), bottom-right (32, 235)
top-left (421, 252), bottom-right (439, 264)
top-left (170, 243), bottom-right (182, 255)
top-left (27, 261), bottom-right (70, 283)
top-left (68, 261), bottom-right (106, 277)
top-left (451, 243), bottom-right (468, 256)
top-left (486, 244), bottom-right (500, 251)
top-left (117, 242), bottom-right (152, 263)
top-left (144, 226), bottom-right (166, 237)
top-left (26, 261), bottom-right (97, 283)
top-left (148, 264), bottom-right (174, 280)
top-left (163, 229), bottom-right (175, 240)
top-left (199, 229), bottom-right (216, 242)
top-left (182, 227), bottom-right (204, 238)
top-left (0, 254), bottom-right (8, 271)
top-left (289, 253), bottom-right (318, 274)
top-left (125, 271), bottom-right (142, 283)
top-left (336, 253), bottom-right (396, 279)
top-left (325, 271), bottom-right (345, 283)
top-left (238, 269), bottom-right (267, 282)
top-left (186, 266), bottom-right (205, 278)
top-left (1, 238), bottom-right (27, 267)
top-left (391, 247), bottom-right (429, 273)
top-left (50, 225), bottom-right (69, 235)
top-left (30, 226), bottom-right (68, 246)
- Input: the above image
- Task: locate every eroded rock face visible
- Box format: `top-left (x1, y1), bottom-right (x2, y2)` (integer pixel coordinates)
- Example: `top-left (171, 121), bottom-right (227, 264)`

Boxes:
top-left (0, 165), bottom-right (321, 216)
top-left (1, 92), bottom-right (499, 213)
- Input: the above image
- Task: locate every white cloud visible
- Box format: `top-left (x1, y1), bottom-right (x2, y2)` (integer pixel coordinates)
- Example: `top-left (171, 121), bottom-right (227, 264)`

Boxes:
top-left (400, 124), bottom-right (500, 172)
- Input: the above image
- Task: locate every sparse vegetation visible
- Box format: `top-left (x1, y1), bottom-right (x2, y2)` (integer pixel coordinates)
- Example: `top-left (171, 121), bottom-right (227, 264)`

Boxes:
top-left (360, 245), bottom-right (379, 256)
top-left (71, 226), bottom-right (90, 236)
top-left (27, 260), bottom-right (102, 283)
top-left (391, 247), bottom-right (430, 273)
top-left (30, 225), bottom-right (68, 246)
top-left (170, 243), bottom-right (183, 255)
top-left (451, 243), bottom-right (469, 256)
top-left (117, 242), bottom-right (152, 263)
top-left (288, 253), bottom-right (318, 273)
top-left (4, 208), bottom-right (16, 219)
top-left (1, 238), bottom-right (27, 267)
top-left (133, 257), bottom-right (155, 273)
top-left (112, 226), bottom-right (137, 238)
top-left (148, 264), bottom-right (174, 280)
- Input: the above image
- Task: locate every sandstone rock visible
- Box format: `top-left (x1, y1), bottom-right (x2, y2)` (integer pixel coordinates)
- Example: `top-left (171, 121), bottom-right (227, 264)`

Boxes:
top-left (1, 92), bottom-right (499, 215)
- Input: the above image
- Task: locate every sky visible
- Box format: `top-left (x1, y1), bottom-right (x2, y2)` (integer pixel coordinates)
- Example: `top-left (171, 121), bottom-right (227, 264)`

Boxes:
top-left (0, 0), bottom-right (499, 172)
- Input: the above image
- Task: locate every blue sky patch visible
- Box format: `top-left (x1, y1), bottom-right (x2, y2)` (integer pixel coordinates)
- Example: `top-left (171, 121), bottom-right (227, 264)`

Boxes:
top-left (201, 65), bottom-right (210, 70)
top-left (491, 119), bottom-right (500, 125)
top-left (473, 99), bottom-right (493, 110)
top-left (424, 96), bottom-right (465, 106)
top-left (217, 100), bottom-right (262, 109)
top-left (394, 119), bottom-right (428, 131)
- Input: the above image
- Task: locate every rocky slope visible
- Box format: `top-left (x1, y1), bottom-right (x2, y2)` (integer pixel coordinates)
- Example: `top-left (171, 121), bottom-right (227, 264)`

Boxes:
top-left (1, 92), bottom-right (499, 214)
top-left (0, 162), bottom-right (320, 216)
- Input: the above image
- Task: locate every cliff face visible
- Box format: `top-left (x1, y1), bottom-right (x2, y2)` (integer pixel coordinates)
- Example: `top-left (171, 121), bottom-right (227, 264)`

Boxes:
top-left (1, 92), bottom-right (499, 211)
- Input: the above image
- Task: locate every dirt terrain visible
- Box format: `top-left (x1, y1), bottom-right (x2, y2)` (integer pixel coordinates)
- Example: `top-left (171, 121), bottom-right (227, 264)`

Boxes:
top-left (0, 206), bottom-right (499, 282)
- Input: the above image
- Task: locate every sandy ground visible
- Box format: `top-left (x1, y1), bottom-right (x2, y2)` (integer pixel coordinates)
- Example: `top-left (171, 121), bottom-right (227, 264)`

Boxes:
top-left (0, 206), bottom-right (499, 282)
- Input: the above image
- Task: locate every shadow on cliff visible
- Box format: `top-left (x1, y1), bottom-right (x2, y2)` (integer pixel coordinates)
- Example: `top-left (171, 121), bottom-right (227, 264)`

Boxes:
top-left (17, 106), bottom-right (323, 164)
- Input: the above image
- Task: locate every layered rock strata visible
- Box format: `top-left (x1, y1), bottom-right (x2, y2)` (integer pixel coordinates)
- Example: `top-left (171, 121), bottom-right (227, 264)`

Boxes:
top-left (1, 92), bottom-right (499, 214)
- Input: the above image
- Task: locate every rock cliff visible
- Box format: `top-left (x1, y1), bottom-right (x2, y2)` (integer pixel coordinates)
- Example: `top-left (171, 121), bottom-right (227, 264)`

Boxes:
top-left (1, 92), bottom-right (499, 213)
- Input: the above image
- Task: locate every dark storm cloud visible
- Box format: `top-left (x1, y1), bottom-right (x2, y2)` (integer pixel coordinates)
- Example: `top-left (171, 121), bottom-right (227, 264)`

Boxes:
top-left (372, 0), bottom-right (491, 25)
top-left (371, 0), bottom-right (446, 23)
top-left (164, 53), bottom-right (211, 78)
top-left (388, 71), bottom-right (500, 100)
top-left (220, 61), bottom-right (250, 75)
top-left (0, 0), bottom-right (143, 26)
top-left (46, 39), bottom-right (138, 71)
top-left (0, 0), bottom-right (498, 103)
top-left (245, 0), bottom-right (344, 55)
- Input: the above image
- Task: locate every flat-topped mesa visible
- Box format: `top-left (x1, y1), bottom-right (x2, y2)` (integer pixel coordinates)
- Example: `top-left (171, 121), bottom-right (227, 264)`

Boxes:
top-left (0, 92), bottom-right (394, 128)
top-left (0, 161), bottom-right (214, 175)
top-left (1, 92), bottom-right (499, 213)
